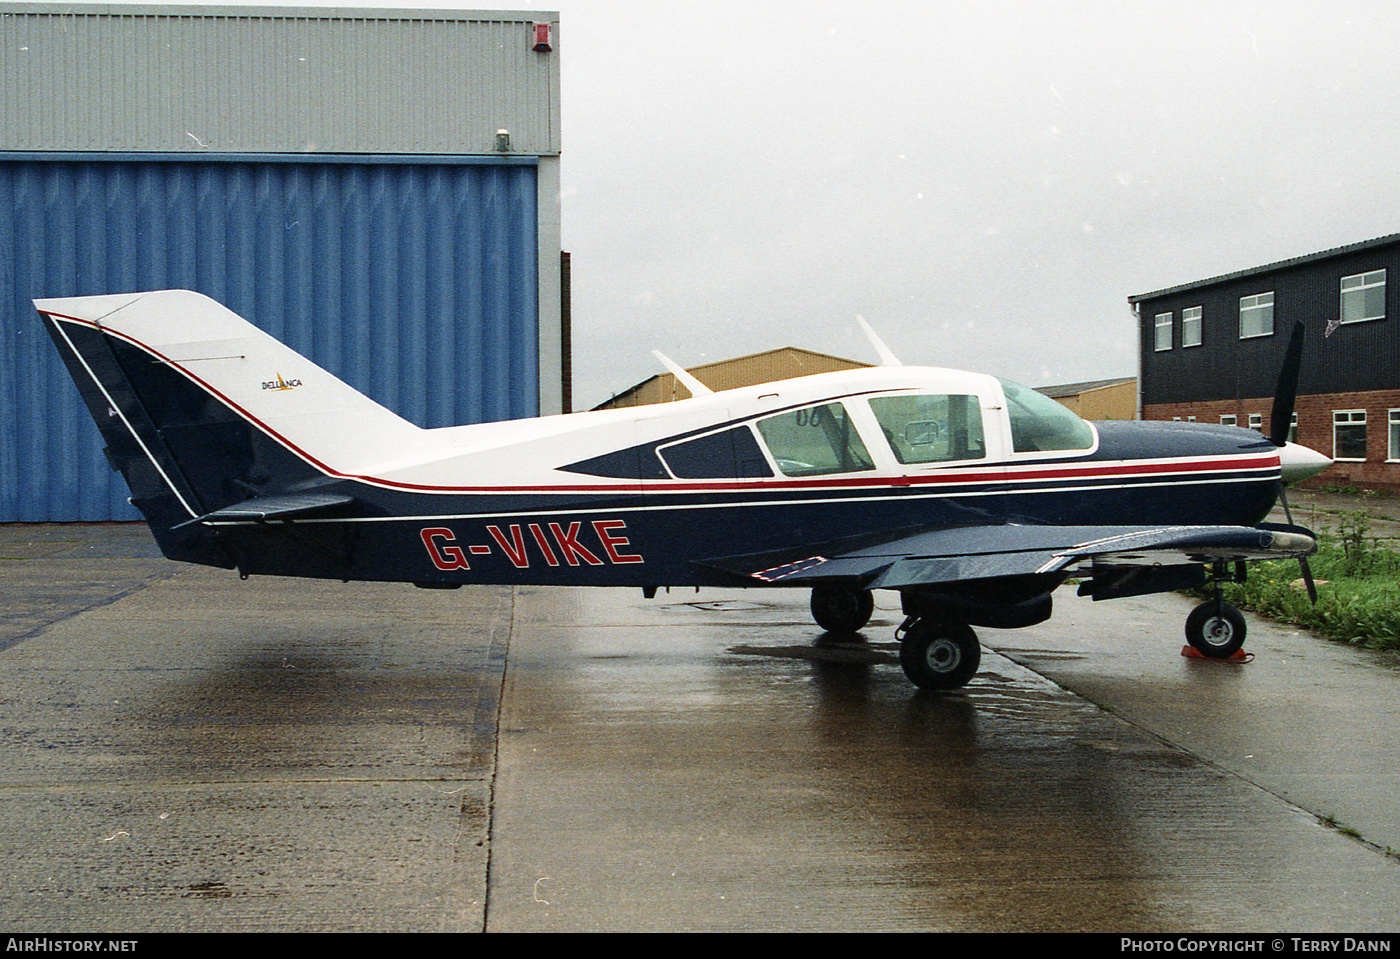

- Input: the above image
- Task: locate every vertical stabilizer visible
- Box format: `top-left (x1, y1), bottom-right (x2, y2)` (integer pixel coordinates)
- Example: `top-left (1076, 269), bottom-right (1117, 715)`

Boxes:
top-left (35, 290), bottom-right (421, 562)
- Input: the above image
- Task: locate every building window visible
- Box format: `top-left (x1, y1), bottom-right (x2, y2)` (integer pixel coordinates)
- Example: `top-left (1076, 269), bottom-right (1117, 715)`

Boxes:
top-left (1243, 291), bottom-right (1276, 336)
top-left (1341, 270), bottom-right (1385, 325)
top-left (1334, 410), bottom-right (1367, 462)
top-left (1289, 412), bottom-right (1298, 444)
top-left (1240, 292), bottom-right (1274, 338)
top-left (1220, 414), bottom-right (1237, 426)
top-left (1154, 312), bottom-right (1173, 351)
top-left (1389, 410), bottom-right (1400, 462)
top-left (1182, 306), bottom-right (1203, 347)
top-left (1248, 413), bottom-right (1262, 432)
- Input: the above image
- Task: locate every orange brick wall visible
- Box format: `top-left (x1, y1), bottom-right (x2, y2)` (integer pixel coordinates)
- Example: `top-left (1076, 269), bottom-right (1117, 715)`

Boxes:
top-left (1143, 390), bottom-right (1400, 492)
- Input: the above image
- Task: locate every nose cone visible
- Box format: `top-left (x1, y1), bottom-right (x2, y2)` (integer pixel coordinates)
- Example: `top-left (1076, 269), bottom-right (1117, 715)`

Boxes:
top-left (1279, 442), bottom-right (1332, 485)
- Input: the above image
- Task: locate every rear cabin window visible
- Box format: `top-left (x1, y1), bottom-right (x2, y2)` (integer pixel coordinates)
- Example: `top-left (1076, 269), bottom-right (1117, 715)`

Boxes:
top-left (998, 378), bottom-right (1095, 453)
top-left (868, 394), bottom-right (985, 464)
top-left (755, 402), bottom-right (874, 477)
top-left (658, 426), bottom-right (773, 479)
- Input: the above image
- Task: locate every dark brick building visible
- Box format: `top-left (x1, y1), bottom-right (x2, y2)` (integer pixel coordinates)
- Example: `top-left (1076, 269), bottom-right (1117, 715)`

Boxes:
top-left (1131, 233), bottom-right (1400, 492)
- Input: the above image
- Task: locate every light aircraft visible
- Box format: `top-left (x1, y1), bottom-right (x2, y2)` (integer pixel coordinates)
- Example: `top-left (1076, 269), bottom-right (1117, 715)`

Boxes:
top-left (35, 291), bottom-right (1332, 690)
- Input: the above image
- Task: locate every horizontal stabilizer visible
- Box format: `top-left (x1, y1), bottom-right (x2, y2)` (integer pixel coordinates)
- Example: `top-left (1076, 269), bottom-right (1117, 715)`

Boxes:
top-left (175, 492), bottom-right (356, 528)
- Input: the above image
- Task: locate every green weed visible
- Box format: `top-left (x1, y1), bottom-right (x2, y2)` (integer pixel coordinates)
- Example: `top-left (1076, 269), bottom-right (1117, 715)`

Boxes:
top-left (1219, 522), bottom-right (1400, 651)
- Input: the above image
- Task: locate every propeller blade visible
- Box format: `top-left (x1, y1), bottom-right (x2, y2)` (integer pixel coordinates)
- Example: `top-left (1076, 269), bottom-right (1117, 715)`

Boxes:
top-left (1277, 482), bottom-right (1319, 604)
top-left (1299, 555), bottom-right (1318, 604)
top-left (1270, 321), bottom-right (1306, 447)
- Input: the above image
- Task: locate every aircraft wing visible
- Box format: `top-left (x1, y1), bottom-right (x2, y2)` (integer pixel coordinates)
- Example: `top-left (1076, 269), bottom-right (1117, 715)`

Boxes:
top-left (704, 522), bottom-right (1317, 590)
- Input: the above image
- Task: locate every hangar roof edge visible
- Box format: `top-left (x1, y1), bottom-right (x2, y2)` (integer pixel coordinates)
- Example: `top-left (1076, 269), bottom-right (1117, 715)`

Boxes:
top-left (1128, 231), bottom-right (1400, 304)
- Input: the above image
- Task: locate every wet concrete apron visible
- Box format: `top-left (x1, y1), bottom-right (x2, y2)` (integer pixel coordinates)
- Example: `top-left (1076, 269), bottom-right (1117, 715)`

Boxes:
top-left (490, 587), bottom-right (1400, 932)
top-left (0, 526), bottom-right (508, 932)
top-left (2, 526), bottom-right (1398, 932)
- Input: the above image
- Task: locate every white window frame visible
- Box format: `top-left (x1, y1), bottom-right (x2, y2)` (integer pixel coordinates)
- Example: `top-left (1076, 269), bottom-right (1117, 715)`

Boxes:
top-left (1181, 306), bottom-right (1203, 347)
top-left (1154, 312), bottom-right (1173, 351)
top-left (1239, 292), bottom-right (1274, 339)
top-left (1248, 413), bottom-right (1263, 432)
top-left (1333, 409), bottom-right (1367, 462)
top-left (1341, 269), bottom-right (1386, 325)
top-left (1389, 409), bottom-right (1400, 463)
top-left (1220, 414), bottom-right (1237, 426)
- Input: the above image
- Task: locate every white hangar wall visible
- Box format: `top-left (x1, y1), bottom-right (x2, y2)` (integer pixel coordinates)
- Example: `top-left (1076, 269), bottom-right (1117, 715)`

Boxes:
top-left (0, 4), bottom-right (563, 520)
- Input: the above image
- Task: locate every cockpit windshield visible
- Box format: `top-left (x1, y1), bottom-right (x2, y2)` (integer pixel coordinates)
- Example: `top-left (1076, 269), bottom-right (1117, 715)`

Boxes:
top-left (997, 378), bottom-right (1096, 453)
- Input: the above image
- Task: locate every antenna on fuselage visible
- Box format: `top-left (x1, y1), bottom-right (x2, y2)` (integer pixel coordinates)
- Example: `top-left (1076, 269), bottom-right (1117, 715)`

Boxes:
top-left (651, 350), bottom-right (714, 398)
top-left (856, 315), bottom-right (902, 366)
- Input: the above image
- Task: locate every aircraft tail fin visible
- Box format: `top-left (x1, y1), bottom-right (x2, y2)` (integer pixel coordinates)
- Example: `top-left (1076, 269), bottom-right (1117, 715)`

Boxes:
top-left (35, 290), bottom-right (417, 564)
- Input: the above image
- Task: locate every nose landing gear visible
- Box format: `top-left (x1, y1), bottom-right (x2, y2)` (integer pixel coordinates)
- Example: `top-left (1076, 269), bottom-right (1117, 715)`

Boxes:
top-left (1185, 561), bottom-right (1248, 659)
top-left (1185, 599), bottom-right (1247, 658)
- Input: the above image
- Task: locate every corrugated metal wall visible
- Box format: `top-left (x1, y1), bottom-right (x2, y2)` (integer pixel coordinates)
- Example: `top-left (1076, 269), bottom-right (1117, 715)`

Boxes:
top-left (1138, 240), bottom-right (1400, 406)
top-left (0, 155), bottom-right (540, 521)
top-left (0, 8), bottom-right (561, 156)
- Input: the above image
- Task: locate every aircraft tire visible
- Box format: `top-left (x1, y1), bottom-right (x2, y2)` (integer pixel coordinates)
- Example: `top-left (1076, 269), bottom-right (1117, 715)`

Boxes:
top-left (810, 585), bottom-right (875, 634)
top-left (898, 619), bottom-right (981, 690)
top-left (1185, 601), bottom-right (1247, 658)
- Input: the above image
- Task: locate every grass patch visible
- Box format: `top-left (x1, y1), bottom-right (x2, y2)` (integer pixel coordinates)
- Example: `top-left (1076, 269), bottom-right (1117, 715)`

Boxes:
top-left (1218, 512), bottom-right (1400, 652)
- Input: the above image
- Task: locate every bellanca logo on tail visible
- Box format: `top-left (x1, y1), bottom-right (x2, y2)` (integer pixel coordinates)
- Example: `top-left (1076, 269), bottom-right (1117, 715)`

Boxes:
top-left (262, 374), bottom-right (303, 392)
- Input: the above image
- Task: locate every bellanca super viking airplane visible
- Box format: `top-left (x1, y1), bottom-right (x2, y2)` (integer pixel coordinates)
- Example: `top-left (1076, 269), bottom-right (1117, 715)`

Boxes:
top-left (35, 290), bottom-right (1334, 690)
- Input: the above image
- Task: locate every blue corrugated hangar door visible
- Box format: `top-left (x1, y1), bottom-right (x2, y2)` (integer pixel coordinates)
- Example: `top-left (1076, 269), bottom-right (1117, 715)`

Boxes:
top-left (0, 156), bottom-right (540, 521)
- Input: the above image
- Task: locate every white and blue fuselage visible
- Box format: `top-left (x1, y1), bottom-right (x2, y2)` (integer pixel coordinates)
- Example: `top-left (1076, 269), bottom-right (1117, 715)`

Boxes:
top-left (36, 291), bottom-right (1329, 687)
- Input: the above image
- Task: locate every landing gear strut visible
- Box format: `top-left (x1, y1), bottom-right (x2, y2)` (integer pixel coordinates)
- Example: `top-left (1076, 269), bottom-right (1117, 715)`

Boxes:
top-left (897, 618), bottom-right (981, 690)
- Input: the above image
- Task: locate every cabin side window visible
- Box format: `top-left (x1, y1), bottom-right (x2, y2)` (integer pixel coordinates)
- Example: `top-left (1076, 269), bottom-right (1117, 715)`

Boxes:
top-left (657, 426), bottom-right (774, 479)
top-left (755, 402), bottom-right (874, 477)
top-left (868, 394), bottom-right (986, 464)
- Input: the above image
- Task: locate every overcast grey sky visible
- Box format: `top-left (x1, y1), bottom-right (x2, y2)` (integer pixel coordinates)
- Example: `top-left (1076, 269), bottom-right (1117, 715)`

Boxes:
top-left (530, 0), bottom-right (1400, 408)
top-left (32, 0), bottom-right (1400, 409)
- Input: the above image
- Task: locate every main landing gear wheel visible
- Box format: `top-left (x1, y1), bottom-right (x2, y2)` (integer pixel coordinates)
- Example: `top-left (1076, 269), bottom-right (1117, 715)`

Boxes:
top-left (898, 619), bottom-right (981, 690)
top-left (1185, 601), bottom-right (1247, 659)
top-left (810, 585), bottom-right (875, 634)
